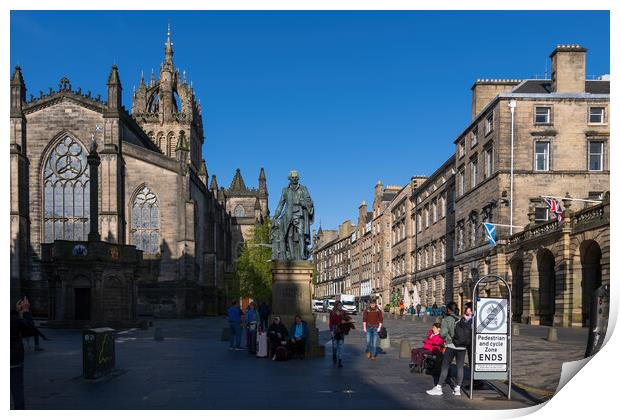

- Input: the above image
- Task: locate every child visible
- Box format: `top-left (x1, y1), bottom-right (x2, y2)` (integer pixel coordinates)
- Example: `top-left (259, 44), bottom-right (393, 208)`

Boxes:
top-left (410, 323), bottom-right (445, 371)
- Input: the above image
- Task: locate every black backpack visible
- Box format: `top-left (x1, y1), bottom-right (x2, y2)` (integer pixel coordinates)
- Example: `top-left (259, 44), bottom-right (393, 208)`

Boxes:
top-left (452, 317), bottom-right (472, 347)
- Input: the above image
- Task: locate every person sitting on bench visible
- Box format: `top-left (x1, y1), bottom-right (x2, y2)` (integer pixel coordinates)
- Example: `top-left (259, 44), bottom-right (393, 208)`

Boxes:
top-left (267, 316), bottom-right (288, 359)
top-left (288, 315), bottom-right (309, 359)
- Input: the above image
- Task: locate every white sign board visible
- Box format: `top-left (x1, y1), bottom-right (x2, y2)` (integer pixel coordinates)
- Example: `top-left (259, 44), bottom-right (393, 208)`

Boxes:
top-left (476, 298), bottom-right (508, 334)
top-left (475, 333), bottom-right (507, 372)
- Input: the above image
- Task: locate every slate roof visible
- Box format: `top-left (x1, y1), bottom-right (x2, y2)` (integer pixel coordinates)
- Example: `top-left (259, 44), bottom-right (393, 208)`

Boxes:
top-left (512, 79), bottom-right (609, 94)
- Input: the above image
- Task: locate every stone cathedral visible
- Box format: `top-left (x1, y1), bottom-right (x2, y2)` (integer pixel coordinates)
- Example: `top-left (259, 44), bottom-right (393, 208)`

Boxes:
top-left (9, 28), bottom-right (269, 320)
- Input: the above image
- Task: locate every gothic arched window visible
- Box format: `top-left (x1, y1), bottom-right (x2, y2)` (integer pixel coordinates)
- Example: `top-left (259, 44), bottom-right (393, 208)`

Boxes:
top-left (43, 136), bottom-right (90, 243)
top-left (131, 186), bottom-right (160, 254)
top-left (234, 204), bottom-right (245, 218)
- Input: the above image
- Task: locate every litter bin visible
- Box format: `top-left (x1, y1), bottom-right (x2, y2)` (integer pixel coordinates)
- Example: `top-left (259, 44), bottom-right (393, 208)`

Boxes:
top-left (83, 327), bottom-right (116, 379)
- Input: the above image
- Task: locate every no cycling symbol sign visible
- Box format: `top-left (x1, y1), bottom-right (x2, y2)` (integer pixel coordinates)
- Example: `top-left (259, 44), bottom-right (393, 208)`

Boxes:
top-left (475, 298), bottom-right (508, 373)
top-left (477, 298), bottom-right (508, 334)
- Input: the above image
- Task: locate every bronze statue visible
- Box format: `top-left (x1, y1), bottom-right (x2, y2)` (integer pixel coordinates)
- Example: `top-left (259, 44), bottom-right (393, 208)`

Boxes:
top-left (272, 170), bottom-right (314, 261)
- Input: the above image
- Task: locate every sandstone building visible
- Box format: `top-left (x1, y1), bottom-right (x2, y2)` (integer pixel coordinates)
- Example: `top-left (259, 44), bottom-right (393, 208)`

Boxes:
top-left (313, 44), bottom-right (609, 327)
top-left (9, 28), bottom-right (259, 318)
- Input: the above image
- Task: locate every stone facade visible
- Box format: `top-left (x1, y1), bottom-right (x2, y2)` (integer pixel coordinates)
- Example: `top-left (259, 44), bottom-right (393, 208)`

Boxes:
top-left (9, 29), bottom-right (254, 318)
top-left (312, 44), bottom-right (609, 327)
top-left (221, 168), bottom-right (269, 259)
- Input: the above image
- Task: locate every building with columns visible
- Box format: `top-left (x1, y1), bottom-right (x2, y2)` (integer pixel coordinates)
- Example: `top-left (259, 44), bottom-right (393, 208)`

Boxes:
top-left (312, 44), bottom-right (609, 326)
top-left (9, 28), bottom-right (258, 318)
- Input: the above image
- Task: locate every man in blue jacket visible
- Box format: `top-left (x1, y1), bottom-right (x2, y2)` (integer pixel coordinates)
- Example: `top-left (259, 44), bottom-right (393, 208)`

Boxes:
top-left (288, 315), bottom-right (309, 359)
top-left (227, 301), bottom-right (244, 350)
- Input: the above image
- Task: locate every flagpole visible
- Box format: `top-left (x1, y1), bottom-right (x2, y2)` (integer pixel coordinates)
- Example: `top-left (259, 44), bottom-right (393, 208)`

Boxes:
top-left (541, 195), bottom-right (602, 204)
top-left (509, 100), bottom-right (516, 236)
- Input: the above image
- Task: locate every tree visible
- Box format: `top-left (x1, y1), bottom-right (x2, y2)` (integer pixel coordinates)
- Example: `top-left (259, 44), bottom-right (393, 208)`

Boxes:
top-left (233, 218), bottom-right (273, 302)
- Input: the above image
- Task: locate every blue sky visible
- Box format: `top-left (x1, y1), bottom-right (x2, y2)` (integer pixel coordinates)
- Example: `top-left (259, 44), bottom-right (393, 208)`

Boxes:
top-left (10, 11), bottom-right (610, 230)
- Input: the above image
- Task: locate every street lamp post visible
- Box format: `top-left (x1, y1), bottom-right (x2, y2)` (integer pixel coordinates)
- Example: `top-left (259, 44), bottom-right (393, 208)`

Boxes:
top-left (508, 99), bottom-right (516, 236)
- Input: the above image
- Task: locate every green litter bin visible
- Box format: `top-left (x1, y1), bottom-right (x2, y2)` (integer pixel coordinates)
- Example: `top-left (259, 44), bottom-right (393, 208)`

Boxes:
top-left (83, 327), bottom-right (115, 379)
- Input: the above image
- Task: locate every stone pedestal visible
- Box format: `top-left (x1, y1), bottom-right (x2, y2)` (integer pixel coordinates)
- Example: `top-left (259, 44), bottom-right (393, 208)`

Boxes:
top-left (271, 261), bottom-right (324, 357)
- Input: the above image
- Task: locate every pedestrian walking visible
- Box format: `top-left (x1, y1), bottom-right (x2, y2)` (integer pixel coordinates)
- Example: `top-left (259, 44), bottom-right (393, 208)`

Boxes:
top-left (399, 302), bottom-right (405, 316)
top-left (426, 302), bottom-right (469, 396)
top-left (416, 303), bottom-right (422, 317)
top-left (362, 298), bottom-right (383, 360)
top-left (329, 301), bottom-right (355, 368)
top-left (245, 302), bottom-right (260, 354)
top-left (258, 301), bottom-right (270, 331)
top-left (11, 298), bottom-right (30, 409)
top-left (227, 301), bottom-right (244, 350)
top-left (22, 297), bottom-right (49, 351)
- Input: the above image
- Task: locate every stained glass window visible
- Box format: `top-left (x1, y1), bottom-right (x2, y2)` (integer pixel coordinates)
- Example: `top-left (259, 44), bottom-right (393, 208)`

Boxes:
top-left (42, 136), bottom-right (90, 242)
top-left (131, 186), bottom-right (160, 254)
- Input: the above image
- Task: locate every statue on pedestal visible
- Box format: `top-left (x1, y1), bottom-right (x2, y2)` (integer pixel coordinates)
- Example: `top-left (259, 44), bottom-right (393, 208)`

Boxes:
top-left (272, 170), bottom-right (314, 261)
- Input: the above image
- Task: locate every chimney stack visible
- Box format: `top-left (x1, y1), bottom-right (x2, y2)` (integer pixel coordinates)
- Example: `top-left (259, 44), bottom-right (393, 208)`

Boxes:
top-left (550, 44), bottom-right (587, 93)
top-left (471, 79), bottom-right (520, 120)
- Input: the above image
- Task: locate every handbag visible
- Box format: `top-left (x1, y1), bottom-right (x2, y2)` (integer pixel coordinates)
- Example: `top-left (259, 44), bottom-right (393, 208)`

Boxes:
top-left (378, 326), bottom-right (388, 339)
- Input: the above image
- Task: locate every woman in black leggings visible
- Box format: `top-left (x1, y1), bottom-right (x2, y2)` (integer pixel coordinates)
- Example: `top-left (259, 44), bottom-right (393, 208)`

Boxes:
top-left (426, 302), bottom-right (467, 396)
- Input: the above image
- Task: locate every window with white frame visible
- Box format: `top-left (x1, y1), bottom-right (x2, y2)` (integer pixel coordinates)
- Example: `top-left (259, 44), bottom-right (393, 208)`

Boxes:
top-left (589, 107), bottom-right (605, 124)
top-left (458, 168), bottom-right (465, 197)
top-left (535, 141), bottom-right (550, 171)
top-left (535, 106), bottom-right (551, 124)
top-left (471, 127), bottom-right (478, 147)
top-left (484, 146), bottom-right (493, 179)
top-left (424, 206), bottom-right (430, 228)
top-left (588, 141), bottom-right (604, 171)
top-left (440, 195), bottom-right (446, 218)
top-left (470, 158), bottom-right (478, 188)
top-left (459, 139), bottom-right (465, 158)
top-left (432, 200), bottom-right (437, 223)
top-left (485, 112), bottom-right (494, 135)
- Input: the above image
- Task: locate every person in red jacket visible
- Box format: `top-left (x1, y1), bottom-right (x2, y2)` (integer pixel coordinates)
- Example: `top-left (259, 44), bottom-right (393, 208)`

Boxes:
top-left (329, 301), bottom-right (346, 367)
top-left (410, 323), bottom-right (445, 371)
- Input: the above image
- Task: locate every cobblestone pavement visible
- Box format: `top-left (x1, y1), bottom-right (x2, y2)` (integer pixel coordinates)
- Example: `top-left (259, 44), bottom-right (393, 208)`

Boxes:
top-left (362, 313), bottom-right (588, 398)
top-left (15, 316), bottom-right (536, 410)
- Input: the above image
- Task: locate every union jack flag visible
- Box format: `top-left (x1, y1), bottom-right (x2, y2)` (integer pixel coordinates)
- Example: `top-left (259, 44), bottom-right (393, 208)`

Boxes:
top-left (544, 197), bottom-right (563, 223)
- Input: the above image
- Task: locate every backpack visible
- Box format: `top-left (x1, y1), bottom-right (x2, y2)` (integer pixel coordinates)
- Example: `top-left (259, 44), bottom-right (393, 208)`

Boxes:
top-left (452, 317), bottom-right (472, 347)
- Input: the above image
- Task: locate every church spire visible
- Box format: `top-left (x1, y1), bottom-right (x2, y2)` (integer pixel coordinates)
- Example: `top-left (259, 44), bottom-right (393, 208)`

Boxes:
top-left (229, 168), bottom-right (247, 192)
top-left (258, 167), bottom-right (268, 197)
top-left (164, 21), bottom-right (174, 67)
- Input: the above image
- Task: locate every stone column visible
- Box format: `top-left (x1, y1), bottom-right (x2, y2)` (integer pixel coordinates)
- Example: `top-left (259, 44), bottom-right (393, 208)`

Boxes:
top-left (87, 145), bottom-right (101, 242)
top-left (271, 260), bottom-right (324, 357)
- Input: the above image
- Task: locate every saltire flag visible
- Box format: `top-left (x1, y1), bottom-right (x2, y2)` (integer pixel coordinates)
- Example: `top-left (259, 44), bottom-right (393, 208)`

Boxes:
top-left (543, 197), bottom-right (563, 223)
top-left (483, 223), bottom-right (496, 247)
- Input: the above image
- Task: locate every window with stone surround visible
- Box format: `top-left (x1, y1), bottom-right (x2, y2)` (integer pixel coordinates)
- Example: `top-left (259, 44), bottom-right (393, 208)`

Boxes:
top-left (458, 168), bottom-right (465, 197)
top-left (471, 127), bottom-right (478, 147)
top-left (131, 186), bottom-right (160, 254)
top-left (589, 107), bottom-right (605, 124)
top-left (535, 140), bottom-right (550, 171)
top-left (588, 140), bottom-right (604, 171)
top-left (535, 106), bottom-right (551, 124)
top-left (484, 146), bottom-right (493, 179)
top-left (42, 136), bottom-right (90, 242)
top-left (485, 112), bottom-right (494, 135)
top-left (470, 157), bottom-right (478, 189)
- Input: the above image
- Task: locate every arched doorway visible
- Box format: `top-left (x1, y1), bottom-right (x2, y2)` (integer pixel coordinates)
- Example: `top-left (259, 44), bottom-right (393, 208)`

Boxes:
top-left (537, 249), bottom-right (556, 326)
top-left (510, 258), bottom-right (524, 323)
top-left (581, 240), bottom-right (602, 327)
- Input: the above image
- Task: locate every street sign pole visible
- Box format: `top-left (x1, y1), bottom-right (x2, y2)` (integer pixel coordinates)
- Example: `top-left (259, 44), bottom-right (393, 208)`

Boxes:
top-left (469, 274), bottom-right (512, 400)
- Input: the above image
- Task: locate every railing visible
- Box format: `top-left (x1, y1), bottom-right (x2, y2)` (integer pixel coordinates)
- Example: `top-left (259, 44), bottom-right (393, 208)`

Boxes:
top-left (571, 202), bottom-right (607, 229)
top-left (506, 219), bottom-right (560, 246)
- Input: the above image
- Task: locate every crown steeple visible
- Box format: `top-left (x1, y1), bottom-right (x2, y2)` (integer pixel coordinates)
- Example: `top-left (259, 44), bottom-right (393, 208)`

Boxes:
top-left (164, 21), bottom-right (174, 68)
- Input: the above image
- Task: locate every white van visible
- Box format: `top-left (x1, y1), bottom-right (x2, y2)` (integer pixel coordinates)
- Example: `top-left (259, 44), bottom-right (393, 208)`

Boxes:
top-left (312, 299), bottom-right (324, 312)
top-left (336, 294), bottom-right (357, 315)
